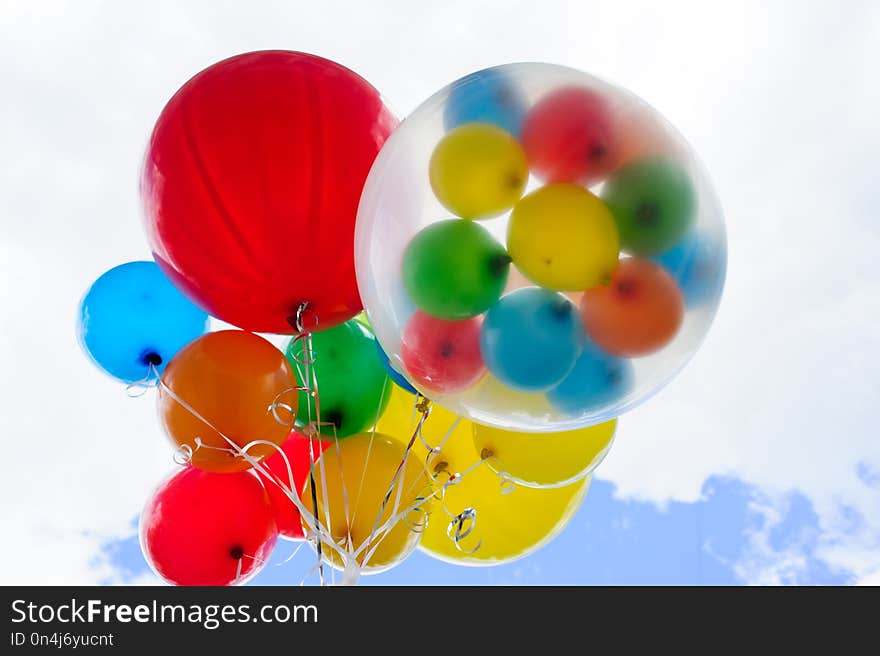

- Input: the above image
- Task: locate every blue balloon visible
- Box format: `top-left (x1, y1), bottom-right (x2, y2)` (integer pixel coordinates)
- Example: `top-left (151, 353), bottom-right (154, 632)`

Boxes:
top-left (653, 232), bottom-right (727, 308)
top-left (375, 340), bottom-right (418, 395)
top-left (78, 261), bottom-right (209, 383)
top-left (480, 288), bottom-right (584, 391)
top-left (444, 68), bottom-right (527, 136)
top-left (547, 339), bottom-right (634, 415)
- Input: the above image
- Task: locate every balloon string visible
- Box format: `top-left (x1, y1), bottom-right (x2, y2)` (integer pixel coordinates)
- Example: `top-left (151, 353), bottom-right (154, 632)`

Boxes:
top-left (479, 447), bottom-right (517, 495)
top-left (354, 374), bottom-right (389, 531)
top-left (157, 310), bottom-right (440, 582)
top-left (156, 377), bottom-right (353, 571)
top-left (230, 550), bottom-right (267, 585)
top-left (125, 362), bottom-right (159, 397)
top-left (429, 449), bottom-right (501, 554)
top-left (347, 375), bottom-right (390, 549)
top-left (358, 395), bottom-right (432, 567)
top-left (353, 476), bottom-right (436, 567)
top-left (354, 447), bottom-right (433, 567)
top-left (498, 471), bottom-right (517, 495)
top-left (273, 322), bottom-right (422, 581)
top-left (324, 426), bottom-right (355, 555)
top-left (447, 506), bottom-right (481, 555)
top-left (289, 307), bottom-right (326, 588)
top-left (363, 396), bottom-right (481, 555)
top-left (347, 430), bottom-right (375, 534)
top-left (275, 540), bottom-right (307, 566)
top-left (158, 362), bottom-right (391, 583)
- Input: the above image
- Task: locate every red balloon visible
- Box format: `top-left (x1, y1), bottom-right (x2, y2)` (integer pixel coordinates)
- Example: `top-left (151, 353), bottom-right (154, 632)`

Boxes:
top-left (259, 430), bottom-right (329, 540)
top-left (521, 86), bottom-right (616, 185)
top-left (141, 51), bottom-right (398, 334)
top-left (140, 467), bottom-right (278, 586)
top-left (401, 311), bottom-right (486, 393)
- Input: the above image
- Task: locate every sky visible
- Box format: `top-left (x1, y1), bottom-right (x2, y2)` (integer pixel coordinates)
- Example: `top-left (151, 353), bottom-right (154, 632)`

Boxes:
top-left (1, 0), bottom-right (879, 586)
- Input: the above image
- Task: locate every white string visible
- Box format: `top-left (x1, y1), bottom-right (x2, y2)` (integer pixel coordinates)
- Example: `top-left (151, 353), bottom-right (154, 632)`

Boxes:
top-left (125, 362), bottom-right (159, 397)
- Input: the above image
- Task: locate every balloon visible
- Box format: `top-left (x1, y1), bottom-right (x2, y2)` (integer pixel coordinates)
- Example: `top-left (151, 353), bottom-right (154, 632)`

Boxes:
top-left (443, 68), bottom-right (527, 136)
top-left (547, 340), bottom-right (634, 416)
top-left (375, 341), bottom-right (418, 395)
top-left (602, 158), bottom-right (695, 256)
top-left (259, 430), bottom-right (329, 540)
top-left (376, 386), bottom-right (590, 564)
top-left (356, 62), bottom-right (726, 431)
top-left (420, 466), bottom-right (589, 566)
top-left (141, 50), bottom-right (397, 334)
top-left (158, 330), bottom-right (298, 472)
top-left (302, 432), bottom-right (432, 574)
top-left (580, 258), bottom-right (684, 357)
top-left (140, 466), bottom-right (278, 585)
top-left (401, 312), bottom-right (486, 394)
top-left (77, 261), bottom-right (208, 383)
top-left (521, 86), bottom-right (616, 185)
top-left (403, 220), bottom-right (510, 319)
top-left (429, 123), bottom-right (528, 219)
top-left (285, 319), bottom-right (391, 438)
top-left (507, 183), bottom-right (619, 291)
top-left (480, 288), bottom-right (584, 392)
top-left (653, 231), bottom-right (727, 308)
top-left (473, 419), bottom-right (616, 488)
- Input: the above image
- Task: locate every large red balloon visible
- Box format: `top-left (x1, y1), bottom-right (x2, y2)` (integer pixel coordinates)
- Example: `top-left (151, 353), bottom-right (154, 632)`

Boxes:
top-left (259, 430), bottom-right (330, 540)
top-left (141, 51), bottom-right (398, 334)
top-left (140, 467), bottom-right (278, 586)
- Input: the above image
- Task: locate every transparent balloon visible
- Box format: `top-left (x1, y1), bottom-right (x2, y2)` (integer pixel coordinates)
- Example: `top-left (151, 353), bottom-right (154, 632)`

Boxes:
top-left (355, 63), bottom-right (726, 431)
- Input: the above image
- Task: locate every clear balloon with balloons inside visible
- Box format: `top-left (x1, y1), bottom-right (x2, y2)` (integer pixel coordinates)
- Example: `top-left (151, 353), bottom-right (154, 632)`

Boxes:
top-left (356, 63), bottom-right (726, 431)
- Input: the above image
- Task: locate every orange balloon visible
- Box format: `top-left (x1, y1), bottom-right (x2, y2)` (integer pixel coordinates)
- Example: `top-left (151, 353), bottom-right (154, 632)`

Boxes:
top-left (580, 258), bottom-right (684, 357)
top-left (158, 330), bottom-right (298, 472)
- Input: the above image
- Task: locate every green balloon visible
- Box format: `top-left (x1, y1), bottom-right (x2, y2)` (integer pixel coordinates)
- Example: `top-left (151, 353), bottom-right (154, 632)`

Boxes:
top-left (602, 159), bottom-right (695, 256)
top-left (286, 320), bottom-right (392, 438)
top-left (402, 219), bottom-right (511, 319)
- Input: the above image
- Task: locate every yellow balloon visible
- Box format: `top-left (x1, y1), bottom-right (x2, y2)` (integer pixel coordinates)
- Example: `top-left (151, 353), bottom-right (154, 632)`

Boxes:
top-left (429, 123), bottom-right (528, 219)
top-left (377, 386), bottom-right (590, 565)
top-left (421, 446), bottom-right (590, 565)
top-left (468, 373), bottom-right (557, 422)
top-left (302, 432), bottom-right (432, 575)
top-left (507, 183), bottom-right (619, 291)
top-left (376, 387), bottom-right (468, 469)
top-left (473, 419), bottom-right (616, 488)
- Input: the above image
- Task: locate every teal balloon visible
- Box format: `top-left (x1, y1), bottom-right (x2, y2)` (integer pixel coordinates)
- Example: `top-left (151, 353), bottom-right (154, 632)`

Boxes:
top-left (480, 288), bottom-right (584, 391)
top-left (375, 341), bottom-right (418, 395)
top-left (77, 261), bottom-right (209, 383)
top-left (653, 231), bottom-right (726, 307)
top-left (286, 320), bottom-right (392, 438)
top-left (444, 68), bottom-right (527, 136)
top-left (547, 340), bottom-right (634, 414)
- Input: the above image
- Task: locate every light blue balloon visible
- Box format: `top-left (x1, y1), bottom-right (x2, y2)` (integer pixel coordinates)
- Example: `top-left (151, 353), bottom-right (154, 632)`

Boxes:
top-left (77, 261), bottom-right (209, 383)
top-left (375, 340), bottom-right (418, 395)
top-left (444, 68), bottom-right (527, 137)
top-left (547, 339), bottom-right (634, 415)
top-left (480, 288), bottom-right (584, 391)
top-left (653, 231), bottom-right (727, 308)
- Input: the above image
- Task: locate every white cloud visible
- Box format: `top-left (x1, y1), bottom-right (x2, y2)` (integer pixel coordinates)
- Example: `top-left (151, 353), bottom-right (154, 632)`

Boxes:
top-left (1, 0), bottom-right (878, 584)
